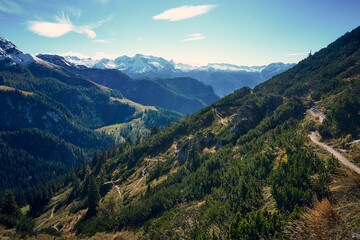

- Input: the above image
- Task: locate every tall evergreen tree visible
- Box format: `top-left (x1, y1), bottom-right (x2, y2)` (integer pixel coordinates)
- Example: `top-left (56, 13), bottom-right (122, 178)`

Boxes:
top-left (1, 190), bottom-right (21, 217)
top-left (86, 176), bottom-right (100, 218)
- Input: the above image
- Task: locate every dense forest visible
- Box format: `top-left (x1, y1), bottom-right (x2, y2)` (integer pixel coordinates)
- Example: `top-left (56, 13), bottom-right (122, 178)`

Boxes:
top-left (0, 52), bottom-right (183, 197)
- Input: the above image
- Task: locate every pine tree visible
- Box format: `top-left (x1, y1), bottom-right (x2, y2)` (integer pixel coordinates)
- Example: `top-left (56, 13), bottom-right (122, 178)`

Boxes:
top-left (187, 138), bottom-right (201, 171)
top-left (1, 190), bottom-right (21, 217)
top-left (86, 175), bottom-right (100, 218)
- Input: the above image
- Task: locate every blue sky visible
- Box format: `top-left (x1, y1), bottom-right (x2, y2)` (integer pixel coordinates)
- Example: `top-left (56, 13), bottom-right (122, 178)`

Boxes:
top-left (1, 0), bottom-right (360, 65)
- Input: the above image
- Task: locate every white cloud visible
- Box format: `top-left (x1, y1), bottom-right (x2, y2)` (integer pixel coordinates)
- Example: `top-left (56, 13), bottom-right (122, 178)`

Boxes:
top-left (28, 13), bottom-right (112, 39)
top-left (93, 39), bottom-right (111, 43)
top-left (75, 26), bottom-right (96, 38)
top-left (285, 52), bottom-right (308, 56)
top-left (153, 5), bottom-right (216, 22)
top-left (188, 33), bottom-right (203, 37)
top-left (29, 14), bottom-right (74, 38)
top-left (181, 33), bottom-right (205, 42)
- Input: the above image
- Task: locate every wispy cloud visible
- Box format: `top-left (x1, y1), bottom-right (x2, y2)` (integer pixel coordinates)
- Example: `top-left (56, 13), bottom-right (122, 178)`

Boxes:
top-left (93, 39), bottom-right (111, 43)
top-left (285, 52), bottom-right (308, 56)
top-left (65, 7), bottom-right (82, 19)
top-left (0, 0), bottom-right (24, 14)
top-left (153, 5), bottom-right (216, 22)
top-left (181, 33), bottom-right (205, 42)
top-left (28, 14), bottom-right (75, 38)
top-left (28, 13), bottom-right (112, 39)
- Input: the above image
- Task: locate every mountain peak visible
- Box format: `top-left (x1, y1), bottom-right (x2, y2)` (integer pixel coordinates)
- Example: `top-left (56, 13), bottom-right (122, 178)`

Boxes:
top-left (0, 37), bottom-right (18, 52)
top-left (0, 36), bottom-right (37, 66)
top-left (36, 54), bottom-right (75, 68)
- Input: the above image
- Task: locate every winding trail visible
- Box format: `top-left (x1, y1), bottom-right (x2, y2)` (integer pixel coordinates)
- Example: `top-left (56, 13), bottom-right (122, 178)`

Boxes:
top-left (213, 108), bottom-right (227, 126)
top-left (131, 167), bottom-right (146, 190)
top-left (349, 139), bottom-right (360, 145)
top-left (307, 105), bottom-right (360, 174)
top-left (309, 132), bottom-right (360, 174)
top-left (104, 181), bottom-right (122, 198)
top-left (49, 207), bottom-right (55, 219)
top-left (145, 157), bottom-right (166, 162)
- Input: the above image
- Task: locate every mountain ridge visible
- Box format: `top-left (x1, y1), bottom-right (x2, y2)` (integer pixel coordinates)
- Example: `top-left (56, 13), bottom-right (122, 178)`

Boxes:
top-left (61, 54), bottom-right (295, 97)
top-left (37, 54), bottom-right (219, 114)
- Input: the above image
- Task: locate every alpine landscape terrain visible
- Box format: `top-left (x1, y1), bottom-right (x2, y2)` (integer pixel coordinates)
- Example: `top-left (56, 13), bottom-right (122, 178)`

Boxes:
top-left (0, 0), bottom-right (360, 239)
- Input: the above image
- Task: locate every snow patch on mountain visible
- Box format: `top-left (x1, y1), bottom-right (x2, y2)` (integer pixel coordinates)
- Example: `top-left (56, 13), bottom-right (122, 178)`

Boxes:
top-left (0, 37), bottom-right (37, 65)
top-left (61, 53), bottom-right (293, 75)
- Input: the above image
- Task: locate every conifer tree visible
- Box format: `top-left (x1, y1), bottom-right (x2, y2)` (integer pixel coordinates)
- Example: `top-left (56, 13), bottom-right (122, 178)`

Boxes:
top-left (86, 175), bottom-right (100, 218)
top-left (1, 190), bottom-right (21, 217)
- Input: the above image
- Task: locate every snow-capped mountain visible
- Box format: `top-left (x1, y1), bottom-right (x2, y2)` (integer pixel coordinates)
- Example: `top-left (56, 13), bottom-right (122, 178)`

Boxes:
top-left (37, 54), bottom-right (78, 68)
top-left (65, 54), bottom-right (178, 76)
top-left (260, 62), bottom-right (294, 80)
top-left (63, 54), bottom-right (293, 76)
top-left (62, 54), bottom-right (296, 96)
top-left (0, 37), bottom-right (39, 66)
top-left (195, 63), bottom-right (266, 72)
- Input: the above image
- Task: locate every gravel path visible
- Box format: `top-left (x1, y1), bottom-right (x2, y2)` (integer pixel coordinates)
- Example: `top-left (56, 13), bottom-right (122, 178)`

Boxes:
top-left (309, 132), bottom-right (360, 174)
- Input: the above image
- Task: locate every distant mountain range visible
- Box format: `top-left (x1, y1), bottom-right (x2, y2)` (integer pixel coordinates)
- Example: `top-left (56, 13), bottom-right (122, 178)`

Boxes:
top-left (37, 54), bottom-right (219, 114)
top-left (64, 54), bottom-right (296, 97)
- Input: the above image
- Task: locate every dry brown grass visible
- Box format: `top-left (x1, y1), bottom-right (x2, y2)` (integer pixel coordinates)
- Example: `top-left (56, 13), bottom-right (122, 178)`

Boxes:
top-left (286, 198), bottom-right (346, 240)
top-left (273, 147), bottom-right (287, 169)
top-left (203, 146), bottom-right (216, 153)
top-left (342, 169), bottom-right (360, 187)
top-left (261, 186), bottom-right (277, 212)
top-left (0, 85), bottom-right (34, 96)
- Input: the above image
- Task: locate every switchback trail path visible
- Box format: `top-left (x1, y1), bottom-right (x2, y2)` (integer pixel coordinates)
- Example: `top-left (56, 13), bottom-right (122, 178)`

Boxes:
top-left (308, 105), bottom-right (360, 174)
top-left (309, 132), bottom-right (360, 175)
top-left (104, 181), bottom-right (122, 198)
top-left (50, 207), bottom-right (55, 219)
top-left (213, 108), bottom-right (227, 126)
top-left (131, 167), bottom-right (146, 190)
top-left (145, 157), bottom-right (166, 162)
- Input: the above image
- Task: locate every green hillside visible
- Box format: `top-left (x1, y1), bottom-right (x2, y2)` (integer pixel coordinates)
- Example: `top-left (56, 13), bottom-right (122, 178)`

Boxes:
top-left (16, 26), bottom-right (360, 239)
top-left (0, 53), bottom-right (183, 198)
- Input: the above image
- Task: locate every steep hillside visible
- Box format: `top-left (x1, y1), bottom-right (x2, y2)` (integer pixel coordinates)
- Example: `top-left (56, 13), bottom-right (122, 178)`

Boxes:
top-left (0, 128), bottom-right (85, 195)
top-left (0, 39), bottom-right (183, 197)
top-left (25, 26), bottom-right (360, 239)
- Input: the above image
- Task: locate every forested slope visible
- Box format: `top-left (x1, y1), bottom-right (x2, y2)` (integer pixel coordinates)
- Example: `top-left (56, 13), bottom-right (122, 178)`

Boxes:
top-left (2, 27), bottom-right (360, 239)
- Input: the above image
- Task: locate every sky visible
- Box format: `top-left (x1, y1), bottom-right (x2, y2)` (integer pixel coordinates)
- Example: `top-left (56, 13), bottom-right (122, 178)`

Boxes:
top-left (1, 0), bottom-right (360, 66)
